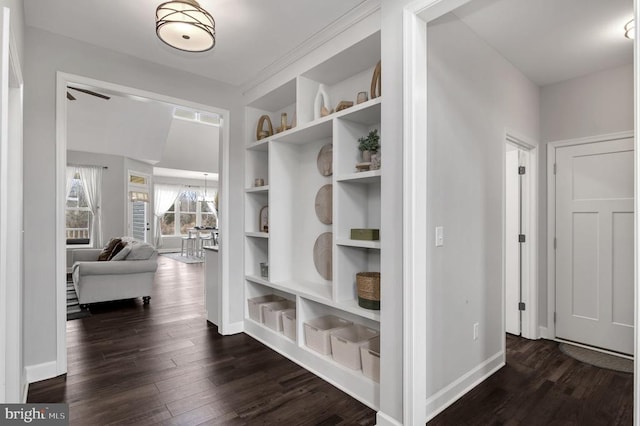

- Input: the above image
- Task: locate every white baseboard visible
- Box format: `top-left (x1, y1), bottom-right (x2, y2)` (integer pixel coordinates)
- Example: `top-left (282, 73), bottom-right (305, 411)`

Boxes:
top-left (21, 382), bottom-right (29, 403)
top-left (425, 351), bottom-right (505, 422)
top-left (376, 411), bottom-right (402, 426)
top-left (25, 361), bottom-right (58, 384)
top-left (221, 321), bottom-right (244, 335)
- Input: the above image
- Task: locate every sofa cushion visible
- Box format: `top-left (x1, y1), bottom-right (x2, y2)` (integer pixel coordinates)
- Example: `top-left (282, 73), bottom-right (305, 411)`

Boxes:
top-left (98, 238), bottom-right (122, 261)
top-left (127, 242), bottom-right (156, 260)
top-left (110, 244), bottom-right (131, 261)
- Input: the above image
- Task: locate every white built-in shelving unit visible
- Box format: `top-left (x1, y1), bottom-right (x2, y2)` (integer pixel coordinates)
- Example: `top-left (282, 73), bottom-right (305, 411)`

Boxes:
top-left (243, 31), bottom-right (382, 409)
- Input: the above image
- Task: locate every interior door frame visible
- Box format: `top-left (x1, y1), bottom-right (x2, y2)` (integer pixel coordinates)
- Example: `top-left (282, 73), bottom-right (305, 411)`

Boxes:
top-left (546, 130), bottom-right (635, 345)
top-left (504, 131), bottom-right (538, 340)
top-left (55, 72), bottom-right (231, 378)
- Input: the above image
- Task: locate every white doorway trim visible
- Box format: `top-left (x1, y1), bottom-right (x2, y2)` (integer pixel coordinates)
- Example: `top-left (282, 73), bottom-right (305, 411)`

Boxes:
top-left (633, 4), bottom-right (640, 424)
top-left (0, 5), bottom-right (23, 402)
top-left (504, 131), bottom-right (538, 340)
top-left (402, 0), bottom-right (473, 424)
top-left (545, 130), bottom-right (634, 344)
top-left (55, 72), bottom-right (231, 377)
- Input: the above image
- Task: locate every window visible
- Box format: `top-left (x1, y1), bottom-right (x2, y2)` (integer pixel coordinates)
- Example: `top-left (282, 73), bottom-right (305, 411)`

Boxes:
top-left (66, 175), bottom-right (92, 244)
top-left (160, 188), bottom-right (218, 236)
top-left (160, 188), bottom-right (217, 236)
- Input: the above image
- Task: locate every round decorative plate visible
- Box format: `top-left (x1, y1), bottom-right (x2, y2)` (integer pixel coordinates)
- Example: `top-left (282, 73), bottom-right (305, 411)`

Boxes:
top-left (313, 232), bottom-right (333, 281)
top-left (314, 184), bottom-right (333, 224)
top-left (316, 144), bottom-right (333, 176)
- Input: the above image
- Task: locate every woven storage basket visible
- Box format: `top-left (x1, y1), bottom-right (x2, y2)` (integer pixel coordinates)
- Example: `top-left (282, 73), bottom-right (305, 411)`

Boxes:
top-left (356, 272), bottom-right (380, 310)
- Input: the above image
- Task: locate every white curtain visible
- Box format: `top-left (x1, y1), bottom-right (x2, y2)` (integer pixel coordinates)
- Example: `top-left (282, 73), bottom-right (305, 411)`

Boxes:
top-left (78, 166), bottom-right (103, 248)
top-left (206, 189), bottom-right (218, 226)
top-left (154, 184), bottom-right (181, 248)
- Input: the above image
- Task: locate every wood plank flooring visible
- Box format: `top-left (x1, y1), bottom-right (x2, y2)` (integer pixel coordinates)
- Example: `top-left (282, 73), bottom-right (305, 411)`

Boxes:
top-left (28, 256), bottom-right (634, 425)
top-left (429, 334), bottom-right (633, 425)
top-left (28, 256), bottom-right (376, 425)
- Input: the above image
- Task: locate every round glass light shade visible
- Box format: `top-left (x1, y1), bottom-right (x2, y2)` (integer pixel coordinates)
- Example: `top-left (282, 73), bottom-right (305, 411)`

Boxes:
top-left (156, 0), bottom-right (215, 52)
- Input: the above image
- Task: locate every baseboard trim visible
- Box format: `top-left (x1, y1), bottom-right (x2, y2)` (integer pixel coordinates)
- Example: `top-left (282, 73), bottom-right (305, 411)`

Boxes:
top-left (376, 411), bottom-right (402, 426)
top-left (425, 351), bottom-right (504, 422)
top-left (25, 361), bottom-right (58, 384)
top-left (220, 321), bottom-right (244, 335)
top-left (21, 382), bottom-right (29, 403)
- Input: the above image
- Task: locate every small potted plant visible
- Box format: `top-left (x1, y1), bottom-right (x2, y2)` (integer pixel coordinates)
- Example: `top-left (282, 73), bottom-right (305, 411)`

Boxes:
top-left (358, 129), bottom-right (380, 162)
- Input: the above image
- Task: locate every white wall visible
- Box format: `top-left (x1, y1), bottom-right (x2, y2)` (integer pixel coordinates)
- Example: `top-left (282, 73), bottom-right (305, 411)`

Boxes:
top-left (425, 13), bottom-right (539, 411)
top-left (537, 63), bottom-right (633, 328)
top-left (23, 26), bottom-right (244, 369)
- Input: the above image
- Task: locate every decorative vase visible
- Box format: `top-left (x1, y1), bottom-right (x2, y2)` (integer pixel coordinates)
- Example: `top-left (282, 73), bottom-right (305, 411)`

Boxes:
top-left (371, 152), bottom-right (381, 170)
top-left (357, 91), bottom-right (368, 104)
top-left (362, 150), bottom-right (371, 162)
top-left (314, 84), bottom-right (331, 120)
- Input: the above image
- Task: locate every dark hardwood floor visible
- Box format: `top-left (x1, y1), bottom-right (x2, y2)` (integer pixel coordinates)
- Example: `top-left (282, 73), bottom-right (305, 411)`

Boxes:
top-left (28, 256), bottom-right (634, 425)
top-left (429, 334), bottom-right (633, 426)
top-left (28, 256), bottom-right (376, 425)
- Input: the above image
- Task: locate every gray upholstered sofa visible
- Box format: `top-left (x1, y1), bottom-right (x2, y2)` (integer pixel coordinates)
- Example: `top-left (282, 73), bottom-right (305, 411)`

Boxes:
top-left (71, 238), bottom-right (158, 305)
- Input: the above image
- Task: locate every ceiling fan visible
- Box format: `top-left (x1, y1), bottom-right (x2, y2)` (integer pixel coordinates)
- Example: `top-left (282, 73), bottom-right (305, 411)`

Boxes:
top-left (66, 86), bottom-right (111, 101)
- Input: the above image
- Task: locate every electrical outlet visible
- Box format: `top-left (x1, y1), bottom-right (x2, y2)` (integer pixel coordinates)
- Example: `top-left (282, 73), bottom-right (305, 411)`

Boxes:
top-left (473, 323), bottom-right (479, 340)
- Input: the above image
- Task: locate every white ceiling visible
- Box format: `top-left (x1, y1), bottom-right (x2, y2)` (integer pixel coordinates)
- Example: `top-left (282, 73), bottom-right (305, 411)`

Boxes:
top-left (452, 0), bottom-right (633, 86)
top-left (67, 87), bottom-right (219, 178)
top-left (24, 0), bottom-right (369, 87)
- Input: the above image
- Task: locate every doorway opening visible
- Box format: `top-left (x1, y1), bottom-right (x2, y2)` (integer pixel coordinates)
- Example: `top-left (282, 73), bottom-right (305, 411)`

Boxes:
top-left (504, 134), bottom-right (537, 340)
top-left (55, 73), bottom-right (230, 376)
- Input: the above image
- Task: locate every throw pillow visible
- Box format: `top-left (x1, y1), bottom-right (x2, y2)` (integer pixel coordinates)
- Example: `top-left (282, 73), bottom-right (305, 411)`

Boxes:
top-left (107, 240), bottom-right (127, 260)
top-left (110, 245), bottom-right (131, 261)
top-left (126, 242), bottom-right (156, 260)
top-left (98, 238), bottom-right (122, 261)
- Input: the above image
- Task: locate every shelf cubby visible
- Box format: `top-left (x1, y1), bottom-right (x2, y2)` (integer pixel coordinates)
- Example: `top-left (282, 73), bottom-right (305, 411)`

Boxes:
top-left (335, 179), bottom-right (381, 243)
top-left (270, 138), bottom-right (332, 287)
top-left (335, 245), bottom-right (380, 307)
top-left (245, 147), bottom-right (269, 188)
top-left (245, 191), bottom-right (269, 234)
top-left (297, 32), bottom-right (381, 127)
top-left (298, 298), bottom-right (380, 349)
top-left (244, 236), bottom-right (268, 278)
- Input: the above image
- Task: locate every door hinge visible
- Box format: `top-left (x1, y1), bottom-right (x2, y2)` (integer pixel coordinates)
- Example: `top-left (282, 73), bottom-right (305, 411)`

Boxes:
top-left (518, 166), bottom-right (526, 175)
top-left (518, 302), bottom-right (526, 311)
top-left (553, 163), bottom-right (557, 174)
top-left (518, 234), bottom-right (526, 243)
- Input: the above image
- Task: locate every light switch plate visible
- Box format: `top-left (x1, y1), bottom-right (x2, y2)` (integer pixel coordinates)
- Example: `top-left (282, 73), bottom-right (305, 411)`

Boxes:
top-left (435, 226), bottom-right (444, 247)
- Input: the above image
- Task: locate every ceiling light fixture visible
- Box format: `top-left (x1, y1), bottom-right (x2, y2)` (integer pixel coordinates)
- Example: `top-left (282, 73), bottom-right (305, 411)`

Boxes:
top-left (624, 19), bottom-right (635, 40)
top-left (156, 0), bottom-right (215, 52)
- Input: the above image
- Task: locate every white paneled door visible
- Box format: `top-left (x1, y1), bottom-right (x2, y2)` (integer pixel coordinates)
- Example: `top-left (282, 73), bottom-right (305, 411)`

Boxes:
top-left (555, 137), bottom-right (634, 355)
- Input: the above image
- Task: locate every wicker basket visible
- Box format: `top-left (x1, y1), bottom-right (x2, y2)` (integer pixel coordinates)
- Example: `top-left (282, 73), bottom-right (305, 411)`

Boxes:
top-left (356, 272), bottom-right (380, 310)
